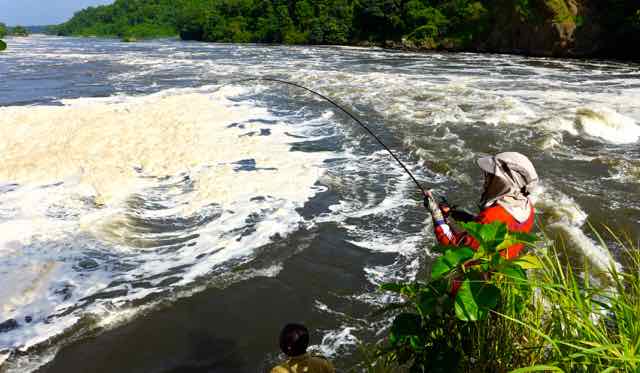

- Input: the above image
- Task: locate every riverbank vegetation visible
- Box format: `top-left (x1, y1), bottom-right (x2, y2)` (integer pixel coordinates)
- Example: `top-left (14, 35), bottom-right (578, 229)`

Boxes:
top-left (359, 223), bottom-right (640, 372)
top-left (53, 0), bottom-right (640, 58)
top-left (8, 25), bottom-right (29, 37)
top-left (0, 23), bottom-right (6, 50)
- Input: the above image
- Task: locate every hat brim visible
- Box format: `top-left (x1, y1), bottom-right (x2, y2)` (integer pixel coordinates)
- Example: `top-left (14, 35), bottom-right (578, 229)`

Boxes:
top-left (477, 156), bottom-right (496, 174)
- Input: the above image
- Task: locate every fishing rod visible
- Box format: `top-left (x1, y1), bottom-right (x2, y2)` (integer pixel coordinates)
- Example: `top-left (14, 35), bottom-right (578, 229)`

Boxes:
top-left (226, 77), bottom-right (429, 197)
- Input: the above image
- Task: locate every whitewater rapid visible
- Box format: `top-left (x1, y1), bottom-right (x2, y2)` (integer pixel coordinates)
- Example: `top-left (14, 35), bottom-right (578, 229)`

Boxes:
top-left (0, 85), bottom-right (333, 362)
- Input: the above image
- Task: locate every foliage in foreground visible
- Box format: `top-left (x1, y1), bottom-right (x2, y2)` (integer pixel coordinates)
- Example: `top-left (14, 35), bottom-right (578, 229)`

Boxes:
top-left (359, 223), bottom-right (640, 372)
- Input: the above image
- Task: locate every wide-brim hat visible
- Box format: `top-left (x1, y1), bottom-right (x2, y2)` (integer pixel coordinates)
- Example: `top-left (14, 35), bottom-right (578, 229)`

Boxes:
top-left (477, 152), bottom-right (538, 190)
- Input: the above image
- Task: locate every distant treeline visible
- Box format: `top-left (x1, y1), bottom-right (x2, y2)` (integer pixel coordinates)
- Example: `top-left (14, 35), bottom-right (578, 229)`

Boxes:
top-left (0, 23), bottom-right (30, 37)
top-left (53, 0), bottom-right (491, 46)
top-left (53, 0), bottom-right (640, 58)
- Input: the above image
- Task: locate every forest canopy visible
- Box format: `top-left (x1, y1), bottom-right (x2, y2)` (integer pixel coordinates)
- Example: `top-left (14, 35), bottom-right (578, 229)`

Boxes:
top-left (53, 0), bottom-right (640, 58)
top-left (51, 0), bottom-right (519, 46)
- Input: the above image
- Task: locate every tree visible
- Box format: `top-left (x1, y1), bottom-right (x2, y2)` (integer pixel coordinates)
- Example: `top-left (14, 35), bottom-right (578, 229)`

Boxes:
top-left (0, 23), bottom-right (7, 38)
top-left (11, 25), bottom-right (30, 36)
top-left (353, 0), bottom-right (404, 41)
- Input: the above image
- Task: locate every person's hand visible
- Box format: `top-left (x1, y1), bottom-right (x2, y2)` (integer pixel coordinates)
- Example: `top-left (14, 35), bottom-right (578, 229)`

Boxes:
top-left (423, 191), bottom-right (445, 222)
top-left (423, 190), bottom-right (435, 209)
top-left (439, 202), bottom-right (451, 217)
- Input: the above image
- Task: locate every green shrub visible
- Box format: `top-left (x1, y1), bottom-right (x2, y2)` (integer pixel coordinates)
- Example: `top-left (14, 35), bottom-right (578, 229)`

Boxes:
top-left (364, 222), bottom-right (537, 371)
top-left (361, 222), bottom-right (640, 372)
top-left (0, 40), bottom-right (6, 51)
top-left (283, 28), bottom-right (308, 44)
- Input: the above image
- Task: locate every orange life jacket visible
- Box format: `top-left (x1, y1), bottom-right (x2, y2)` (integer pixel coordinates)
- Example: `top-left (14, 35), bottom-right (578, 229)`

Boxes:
top-left (433, 203), bottom-right (535, 259)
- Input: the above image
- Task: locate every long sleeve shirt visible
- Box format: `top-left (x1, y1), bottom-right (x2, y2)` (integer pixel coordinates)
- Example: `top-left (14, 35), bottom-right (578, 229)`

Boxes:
top-left (433, 203), bottom-right (535, 259)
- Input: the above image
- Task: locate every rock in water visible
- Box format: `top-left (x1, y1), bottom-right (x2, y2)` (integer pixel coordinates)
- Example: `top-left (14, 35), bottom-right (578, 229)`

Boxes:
top-left (0, 40), bottom-right (6, 51)
top-left (0, 318), bottom-right (18, 333)
top-left (122, 36), bottom-right (138, 43)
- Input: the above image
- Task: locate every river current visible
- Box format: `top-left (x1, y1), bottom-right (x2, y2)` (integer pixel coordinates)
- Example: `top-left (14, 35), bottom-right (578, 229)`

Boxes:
top-left (0, 35), bottom-right (639, 372)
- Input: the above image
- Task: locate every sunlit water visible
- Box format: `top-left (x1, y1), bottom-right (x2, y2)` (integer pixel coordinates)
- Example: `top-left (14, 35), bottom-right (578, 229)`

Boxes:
top-left (1, 35), bottom-right (639, 372)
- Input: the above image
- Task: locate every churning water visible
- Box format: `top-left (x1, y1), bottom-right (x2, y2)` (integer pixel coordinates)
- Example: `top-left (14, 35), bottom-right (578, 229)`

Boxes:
top-left (0, 35), bottom-right (639, 372)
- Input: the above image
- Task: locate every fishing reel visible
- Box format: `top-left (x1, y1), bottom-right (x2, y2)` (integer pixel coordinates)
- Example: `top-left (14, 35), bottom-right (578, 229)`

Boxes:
top-left (425, 192), bottom-right (475, 223)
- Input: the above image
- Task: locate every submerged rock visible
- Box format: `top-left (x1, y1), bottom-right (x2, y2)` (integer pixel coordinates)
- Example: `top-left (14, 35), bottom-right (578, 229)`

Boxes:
top-left (0, 319), bottom-right (18, 333)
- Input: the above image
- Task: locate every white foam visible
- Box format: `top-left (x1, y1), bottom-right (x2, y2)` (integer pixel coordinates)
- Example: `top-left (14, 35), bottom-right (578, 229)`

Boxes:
top-left (574, 107), bottom-right (640, 144)
top-left (316, 327), bottom-right (359, 358)
top-left (532, 185), bottom-right (620, 272)
top-left (0, 87), bottom-right (332, 355)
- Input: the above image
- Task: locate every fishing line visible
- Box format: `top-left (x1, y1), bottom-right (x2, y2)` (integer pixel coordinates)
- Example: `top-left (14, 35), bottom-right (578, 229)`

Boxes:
top-left (226, 77), bottom-right (428, 197)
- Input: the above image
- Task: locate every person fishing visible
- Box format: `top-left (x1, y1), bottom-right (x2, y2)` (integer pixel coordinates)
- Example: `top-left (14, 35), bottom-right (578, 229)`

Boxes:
top-left (239, 81), bottom-right (539, 261)
top-left (240, 81), bottom-right (537, 261)
top-left (424, 152), bottom-right (538, 260)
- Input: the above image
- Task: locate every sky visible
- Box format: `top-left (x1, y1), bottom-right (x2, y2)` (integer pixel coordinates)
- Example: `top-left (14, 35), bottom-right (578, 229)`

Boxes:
top-left (0, 0), bottom-right (113, 26)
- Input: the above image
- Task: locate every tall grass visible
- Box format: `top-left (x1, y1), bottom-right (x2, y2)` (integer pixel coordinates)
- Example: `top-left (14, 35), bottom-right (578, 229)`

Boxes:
top-left (513, 226), bottom-right (640, 372)
top-left (357, 224), bottom-right (640, 372)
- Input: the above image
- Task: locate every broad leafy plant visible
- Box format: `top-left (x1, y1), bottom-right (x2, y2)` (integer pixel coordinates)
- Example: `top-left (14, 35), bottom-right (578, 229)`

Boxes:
top-left (375, 221), bottom-right (538, 371)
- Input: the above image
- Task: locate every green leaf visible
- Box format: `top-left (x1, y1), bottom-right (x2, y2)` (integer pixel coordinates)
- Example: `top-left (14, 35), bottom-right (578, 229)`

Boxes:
top-left (409, 335), bottom-right (423, 351)
top-left (431, 256), bottom-right (452, 280)
top-left (390, 313), bottom-right (422, 342)
top-left (509, 365), bottom-right (564, 373)
top-left (509, 231), bottom-right (538, 244)
top-left (380, 282), bottom-right (420, 297)
top-left (491, 252), bottom-right (504, 267)
top-left (480, 221), bottom-right (508, 248)
top-left (511, 254), bottom-right (543, 270)
top-left (454, 279), bottom-right (500, 321)
top-left (500, 264), bottom-right (527, 283)
top-left (431, 248), bottom-right (474, 280)
top-left (444, 247), bottom-right (474, 266)
top-left (380, 282), bottom-right (404, 293)
top-left (431, 244), bottom-right (450, 254)
top-left (460, 221), bottom-right (508, 251)
top-left (417, 289), bottom-right (438, 315)
top-left (459, 221), bottom-right (483, 240)
top-left (497, 230), bottom-right (538, 252)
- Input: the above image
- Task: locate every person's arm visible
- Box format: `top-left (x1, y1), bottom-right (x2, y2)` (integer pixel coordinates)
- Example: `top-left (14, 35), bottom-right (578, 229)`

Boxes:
top-left (424, 192), bottom-right (479, 249)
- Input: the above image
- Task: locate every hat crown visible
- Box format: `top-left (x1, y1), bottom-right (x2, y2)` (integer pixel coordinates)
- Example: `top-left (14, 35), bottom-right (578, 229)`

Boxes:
top-left (478, 152), bottom-right (538, 190)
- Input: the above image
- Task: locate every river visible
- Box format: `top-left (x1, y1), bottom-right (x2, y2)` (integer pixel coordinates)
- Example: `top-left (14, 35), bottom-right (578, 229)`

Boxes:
top-left (0, 35), bottom-right (639, 372)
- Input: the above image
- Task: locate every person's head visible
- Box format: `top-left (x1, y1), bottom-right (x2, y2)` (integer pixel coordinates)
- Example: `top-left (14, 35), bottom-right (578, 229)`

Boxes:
top-left (476, 152), bottom-right (538, 207)
top-left (279, 323), bottom-right (309, 357)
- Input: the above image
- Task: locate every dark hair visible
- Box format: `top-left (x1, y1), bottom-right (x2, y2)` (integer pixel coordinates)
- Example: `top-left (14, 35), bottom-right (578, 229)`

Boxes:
top-left (279, 323), bottom-right (309, 357)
